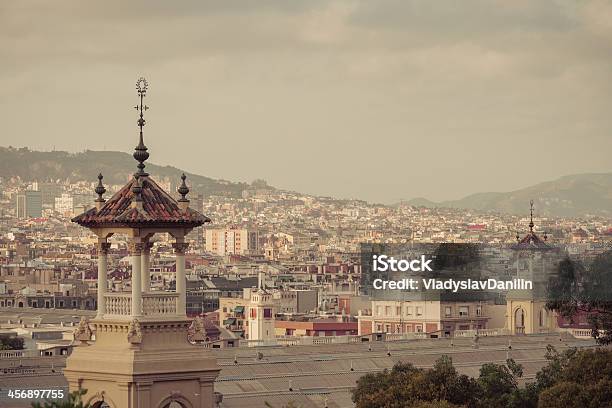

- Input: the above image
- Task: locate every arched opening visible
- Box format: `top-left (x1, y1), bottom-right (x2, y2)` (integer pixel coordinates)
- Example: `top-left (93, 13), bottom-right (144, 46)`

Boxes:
top-left (18, 301), bottom-right (24, 308)
top-left (514, 308), bottom-right (525, 334)
top-left (539, 309), bottom-right (546, 327)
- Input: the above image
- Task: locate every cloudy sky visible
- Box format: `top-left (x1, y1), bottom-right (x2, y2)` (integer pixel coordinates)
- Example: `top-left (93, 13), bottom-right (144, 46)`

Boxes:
top-left (1, 1), bottom-right (611, 203)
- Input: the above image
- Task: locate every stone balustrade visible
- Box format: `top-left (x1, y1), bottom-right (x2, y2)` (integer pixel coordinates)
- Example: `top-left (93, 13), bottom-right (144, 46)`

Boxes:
top-left (103, 292), bottom-right (180, 320)
top-left (142, 292), bottom-right (179, 317)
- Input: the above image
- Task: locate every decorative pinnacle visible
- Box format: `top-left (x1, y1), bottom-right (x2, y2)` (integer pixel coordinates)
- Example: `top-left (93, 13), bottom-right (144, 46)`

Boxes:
top-left (133, 77), bottom-right (150, 177)
top-left (132, 174), bottom-right (143, 202)
top-left (95, 173), bottom-right (106, 202)
top-left (177, 173), bottom-right (190, 202)
top-left (529, 199), bottom-right (534, 233)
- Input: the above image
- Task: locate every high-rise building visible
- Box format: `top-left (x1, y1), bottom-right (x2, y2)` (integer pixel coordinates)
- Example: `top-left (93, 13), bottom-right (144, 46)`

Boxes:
top-left (54, 193), bottom-right (74, 216)
top-left (15, 190), bottom-right (43, 218)
top-left (205, 227), bottom-right (258, 256)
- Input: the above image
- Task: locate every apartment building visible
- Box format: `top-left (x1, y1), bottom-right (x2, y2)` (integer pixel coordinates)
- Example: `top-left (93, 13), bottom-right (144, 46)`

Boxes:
top-left (205, 227), bottom-right (258, 256)
top-left (357, 299), bottom-right (492, 336)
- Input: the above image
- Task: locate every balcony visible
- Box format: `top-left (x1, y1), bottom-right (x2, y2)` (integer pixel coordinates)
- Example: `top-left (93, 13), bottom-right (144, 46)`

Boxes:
top-left (103, 292), bottom-right (180, 320)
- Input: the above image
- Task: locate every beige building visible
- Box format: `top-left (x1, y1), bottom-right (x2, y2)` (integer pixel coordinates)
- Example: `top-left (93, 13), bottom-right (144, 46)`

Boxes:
top-left (205, 227), bottom-right (258, 256)
top-left (357, 299), bottom-right (491, 336)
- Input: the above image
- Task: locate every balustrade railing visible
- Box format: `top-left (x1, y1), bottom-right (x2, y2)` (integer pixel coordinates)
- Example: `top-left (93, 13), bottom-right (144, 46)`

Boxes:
top-left (103, 292), bottom-right (179, 319)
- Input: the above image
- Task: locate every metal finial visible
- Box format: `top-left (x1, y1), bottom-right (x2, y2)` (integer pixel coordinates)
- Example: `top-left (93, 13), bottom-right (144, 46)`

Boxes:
top-left (529, 200), bottom-right (534, 233)
top-left (95, 173), bottom-right (106, 202)
top-left (132, 174), bottom-right (143, 202)
top-left (133, 77), bottom-right (150, 177)
top-left (177, 173), bottom-right (189, 202)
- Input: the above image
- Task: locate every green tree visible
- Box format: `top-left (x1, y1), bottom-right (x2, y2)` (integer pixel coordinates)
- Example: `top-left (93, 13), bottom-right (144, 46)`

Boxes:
top-left (547, 250), bottom-right (612, 345)
top-left (31, 389), bottom-right (90, 408)
top-left (0, 335), bottom-right (25, 350)
top-left (477, 359), bottom-right (522, 408)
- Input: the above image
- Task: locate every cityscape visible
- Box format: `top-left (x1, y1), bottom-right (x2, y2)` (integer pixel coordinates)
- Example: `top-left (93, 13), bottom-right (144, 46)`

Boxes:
top-left (1, 1), bottom-right (612, 408)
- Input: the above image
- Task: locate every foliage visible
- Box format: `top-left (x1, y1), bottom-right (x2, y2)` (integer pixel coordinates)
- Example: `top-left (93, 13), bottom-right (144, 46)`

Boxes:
top-left (31, 389), bottom-right (90, 408)
top-left (352, 348), bottom-right (612, 408)
top-left (0, 334), bottom-right (25, 350)
top-left (547, 250), bottom-right (612, 345)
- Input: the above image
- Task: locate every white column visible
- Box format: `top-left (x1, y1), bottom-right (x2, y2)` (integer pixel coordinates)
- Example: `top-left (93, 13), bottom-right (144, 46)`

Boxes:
top-left (97, 241), bottom-right (110, 318)
top-left (173, 241), bottom-right (188, 317)
top-left (131, 242), bottom-right (143, 317)
top-left (141, 242), bottom-right (152, 293)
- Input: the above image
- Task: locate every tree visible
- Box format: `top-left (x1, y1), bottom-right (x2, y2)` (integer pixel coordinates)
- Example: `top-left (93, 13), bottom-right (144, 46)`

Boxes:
top-left (547, 250), bottom-right (612, 345)
top-left (0, 335), bottom-right (25, 350)
top-left (477, 359), bottom-right (523, 408)
top-left (31, 389), bottom-right (91, 408)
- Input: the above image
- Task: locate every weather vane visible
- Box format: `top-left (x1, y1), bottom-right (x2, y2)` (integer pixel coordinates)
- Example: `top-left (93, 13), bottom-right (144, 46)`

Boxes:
top-left (133, 77), bottom-right (150, 176)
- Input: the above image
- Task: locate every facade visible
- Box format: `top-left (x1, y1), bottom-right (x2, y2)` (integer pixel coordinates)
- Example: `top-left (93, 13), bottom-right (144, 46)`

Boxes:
top-left (16, 190), bottom-right (43, 218)
top-left (205, 227), bottom-right (258, 256)
top-left (63, 80), bottom-right (220, 408)
top-left (357, 299), bottom-right (490, 336)
top-left (54, 193), bottom-right (74, 216)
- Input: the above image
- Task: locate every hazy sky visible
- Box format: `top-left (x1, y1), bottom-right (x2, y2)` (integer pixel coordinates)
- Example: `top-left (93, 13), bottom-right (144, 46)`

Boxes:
top-left (1, 1), bottom-right (611, 203)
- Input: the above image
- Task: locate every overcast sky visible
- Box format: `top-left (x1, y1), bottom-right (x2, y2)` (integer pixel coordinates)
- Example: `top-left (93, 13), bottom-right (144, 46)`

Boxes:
top-left (1, 1), bottom-right (611, 203)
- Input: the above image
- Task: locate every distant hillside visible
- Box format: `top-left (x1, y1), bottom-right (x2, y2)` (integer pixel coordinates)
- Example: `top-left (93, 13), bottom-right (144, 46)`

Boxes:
top-left (402, 173), bottom-right (612, 217)
top-left (0, 147), bottom-right (261, 197)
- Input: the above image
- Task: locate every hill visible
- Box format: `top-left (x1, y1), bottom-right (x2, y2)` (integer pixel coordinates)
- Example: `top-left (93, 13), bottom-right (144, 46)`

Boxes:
top-left (0, 147), bottom-right (258, 197)
top-left (402, 173), bottom-right (612, 217)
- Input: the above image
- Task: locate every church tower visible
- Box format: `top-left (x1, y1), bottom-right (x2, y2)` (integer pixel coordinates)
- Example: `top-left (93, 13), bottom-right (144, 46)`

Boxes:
top-left (64, 78), bottom-right (219, 408)
top-left (247, 271), bottom-right (276, 345)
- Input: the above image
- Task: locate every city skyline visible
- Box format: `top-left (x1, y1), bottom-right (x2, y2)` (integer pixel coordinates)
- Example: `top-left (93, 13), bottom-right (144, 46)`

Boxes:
top-left (1, 1), bottom-right (611, 203)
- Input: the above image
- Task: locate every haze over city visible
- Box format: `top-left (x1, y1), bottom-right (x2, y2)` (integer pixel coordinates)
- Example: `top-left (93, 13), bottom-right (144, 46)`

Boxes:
top-left (1, 0), bottom-right (611, 203)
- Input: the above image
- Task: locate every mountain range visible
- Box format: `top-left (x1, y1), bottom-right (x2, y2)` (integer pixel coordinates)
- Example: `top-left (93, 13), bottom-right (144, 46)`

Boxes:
top-left (402, 173), bottom-right (612, 217)
top-left (0, 147), bottom-right (256, 198)
top-left (1, 147), bottom-right (610, 217)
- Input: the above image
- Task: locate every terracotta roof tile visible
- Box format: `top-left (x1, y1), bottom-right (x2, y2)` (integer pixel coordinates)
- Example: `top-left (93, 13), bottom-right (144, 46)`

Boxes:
top-left (72, 176), bottom-right (210, 228)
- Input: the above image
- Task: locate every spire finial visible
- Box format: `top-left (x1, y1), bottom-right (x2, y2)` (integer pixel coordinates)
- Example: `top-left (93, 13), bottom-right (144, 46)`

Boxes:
top-left (529, 199), bottom-right (534, 233)
top-left (133, 77), bottom-right (150, 177)
top-left (95, 173), bottom-right (106, 203)
top-left (177, 173), bottom-right (189, 202)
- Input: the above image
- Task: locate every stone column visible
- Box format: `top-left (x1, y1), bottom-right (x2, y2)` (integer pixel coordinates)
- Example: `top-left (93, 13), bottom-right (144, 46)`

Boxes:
top-left (130, 242), bottom-right (143, 317)
top-left (172, 241), bottom-right (189, 317)
top-left (97, 241), bottom-right (110, 318)
top-left (141, 241), bottom-right (153, 293)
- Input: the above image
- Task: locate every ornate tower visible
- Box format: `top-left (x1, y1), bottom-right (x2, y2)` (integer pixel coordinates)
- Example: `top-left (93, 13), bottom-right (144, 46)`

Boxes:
top-left (247, 272), bottom-right (276, 345)
top-left (64, 78), bottom-right (219, 408)
top-left (506, 200), bottom-right (557, 335)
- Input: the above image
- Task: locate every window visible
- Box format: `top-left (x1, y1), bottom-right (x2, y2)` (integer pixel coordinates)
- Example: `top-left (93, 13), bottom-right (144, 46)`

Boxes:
top-left (416, 306), bottom-right (423, 316)
top-left (406, 306), bottom-right (413, 315)
top-left (459, 306), bottom-right (469, 317)
top-left (445, 306), bottom-right (452, 317)
top-left (385, 306), bottom-right (391, 316)
top-left (476, 305), bottom-right (482, 316)
top-left (263, 308), bottom-right (272, 318)
top-left (415, 325), bottom-right (422, 333)
top-left (250, 308), bottom-right (257, 319)
top-left (396, 306), bottom-right (401, 316)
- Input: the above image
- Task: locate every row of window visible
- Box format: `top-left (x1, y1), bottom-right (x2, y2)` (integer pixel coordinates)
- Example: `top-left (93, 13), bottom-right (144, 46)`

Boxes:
top-left (375, 305), bottom-right (423, 317)
top-left (374, 304), bottom-right (483, 318)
